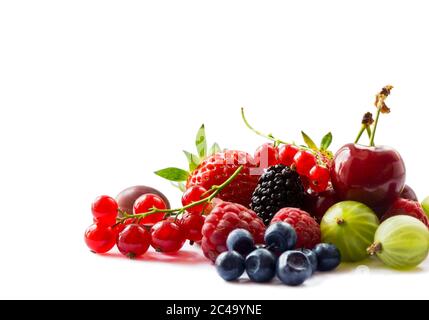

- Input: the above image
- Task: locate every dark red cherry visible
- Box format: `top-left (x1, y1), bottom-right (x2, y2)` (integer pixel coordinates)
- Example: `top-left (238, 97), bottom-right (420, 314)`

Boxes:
top-left (305, 189), bottom-right (339, 223)
top-left (400, 184), bottom-right (418, 201)
top-left (331, 143), bottom-right (406, 212)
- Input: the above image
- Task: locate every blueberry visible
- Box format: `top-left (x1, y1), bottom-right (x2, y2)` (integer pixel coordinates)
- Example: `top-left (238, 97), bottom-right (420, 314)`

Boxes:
top-left (297, 248), bottom-right (318, 274)
top-left (245, 249), bottom-right (277, 283)
top-left (226, 229), bottom-right (255, 257)
top-left (312, 243), bottom-right (341, 272)
top-left (276, 251), bottom-right (312, 286)
top-left (215, 251), bottom-right (245, 281)
top-left (264, 222), bottom-right (297, 254)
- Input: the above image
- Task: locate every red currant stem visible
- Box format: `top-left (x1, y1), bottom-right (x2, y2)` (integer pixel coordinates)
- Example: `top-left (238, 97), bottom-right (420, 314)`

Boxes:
top-left (369, 107), bottom-right (381, 147)
top-left (241, 107), bottom-right (333, 160)
top-left (117, 166), bottom-right (244, 222)
top-left (112, 221), bottom-right (121, 228)
top-left (117, 208), bottom-right (127, 217)
top-left (202, 186), bottom-right (217, 197)
top-left (201, 204), bottom-right (208, 215)
top-left (241, 107), bottom-right (290, 145)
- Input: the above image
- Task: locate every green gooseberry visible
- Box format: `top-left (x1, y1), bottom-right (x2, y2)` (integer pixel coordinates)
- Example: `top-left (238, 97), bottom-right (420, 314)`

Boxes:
top-left (321, 201), bottom-right (379, 262)
top-left (368, 215), bottom-right (429, 270)
top-left (422, 196), bottom-right (429, 219)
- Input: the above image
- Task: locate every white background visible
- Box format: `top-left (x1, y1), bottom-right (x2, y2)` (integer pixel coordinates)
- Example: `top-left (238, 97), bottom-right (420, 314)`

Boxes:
top-left (1, 0), bottom-right (428, 300)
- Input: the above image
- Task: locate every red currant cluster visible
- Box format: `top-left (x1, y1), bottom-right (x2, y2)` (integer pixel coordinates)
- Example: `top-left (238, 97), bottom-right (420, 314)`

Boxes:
top-left (254, 142), bottom-right (331, 193)
top-left (243, 109), bottom-right (333, 194)
top-left (84, 167), bottom-right (244, 259)
top-left (85, 195), bottom-right (177, 258)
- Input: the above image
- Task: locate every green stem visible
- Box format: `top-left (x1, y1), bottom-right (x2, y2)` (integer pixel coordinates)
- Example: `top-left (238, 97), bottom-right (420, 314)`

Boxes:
top-left (354, 125), bottom-right (366, 144)
top-left (241, 108), bottom-right (289, 145)
top-left (369, 108), bottom-right (382, 147)
top-left (241, 108), bottom-right (329, 158)
top-left (365, 126), bottom-right (372, 139)
top-left (355, 124), bottom-right (373, 144)
top-left (117, 166), bottom-right (244, 222)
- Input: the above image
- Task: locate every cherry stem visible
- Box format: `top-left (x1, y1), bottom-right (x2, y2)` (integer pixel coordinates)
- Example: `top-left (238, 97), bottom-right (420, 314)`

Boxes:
top-left (369, 85), bottom-right (393, 147)
top-left (117, 166), bottom-right (244, 222)
top-left (369, 108), bottom-right (381, 147)
top-left (354, 125), bottom-right (366, 144)
top-left (355, 124), bottom-right (373, 144)
top-left (366, 126), bottom-right (372, 139)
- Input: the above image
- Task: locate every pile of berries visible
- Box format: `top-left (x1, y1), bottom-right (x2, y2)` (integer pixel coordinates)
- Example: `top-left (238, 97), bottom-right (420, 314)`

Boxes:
top-left (85, 86), bottom-right (429, 287)
top-left (84, 166), bottom-right (253, 259)
top-left (215, 222), bottom-right (340, 286)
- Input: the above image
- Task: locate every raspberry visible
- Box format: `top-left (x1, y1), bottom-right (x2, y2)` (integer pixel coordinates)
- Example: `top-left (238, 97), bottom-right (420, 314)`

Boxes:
top-left (382, 198), bottom-right (429, 228)
top-left (187, 150), bottom-right (260, 207)
top-left (271, 208), bottom-right (321, 249)
top-left (201, 201), bottom-right (266, 262)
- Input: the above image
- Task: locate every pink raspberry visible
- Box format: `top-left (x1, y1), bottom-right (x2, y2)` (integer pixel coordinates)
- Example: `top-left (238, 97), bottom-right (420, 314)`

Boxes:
top-left (271, 207), bottom-right (321, 249)
top-left (201, 201), bottom-right (266, 262)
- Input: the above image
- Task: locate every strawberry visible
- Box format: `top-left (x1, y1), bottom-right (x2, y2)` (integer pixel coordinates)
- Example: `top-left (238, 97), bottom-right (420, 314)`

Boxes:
top-left (155, 125), bottom-right (260, 207)
top-left (186, 150), bottom-right (259, 206)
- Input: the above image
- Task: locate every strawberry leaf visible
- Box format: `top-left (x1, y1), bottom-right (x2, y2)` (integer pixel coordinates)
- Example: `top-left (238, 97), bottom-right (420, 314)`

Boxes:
top-left (195, 124), bottom-right (207, 158)
top-left (320, 132), bottom-right (333, 151)
top-left (209, 143), bottom-right (221, 155)
top-left (154, 167), bottom-right (189, 182)
top-left (183, 150), bottom-right (200, 171)
top-left (301, 131), bottom-right (318, 150)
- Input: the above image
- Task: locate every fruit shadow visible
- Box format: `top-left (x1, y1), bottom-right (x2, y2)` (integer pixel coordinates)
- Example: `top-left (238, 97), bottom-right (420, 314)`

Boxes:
top-left (98, 250), bottom-right (209, 265)
top-left (333, 257), bottom-right (426, 274)
top-left (234, 277), bottom-right (314, 288)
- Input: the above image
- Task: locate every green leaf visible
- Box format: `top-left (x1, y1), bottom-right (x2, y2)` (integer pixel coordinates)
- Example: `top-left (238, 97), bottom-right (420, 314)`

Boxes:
top-left (154, 167), bottom-right (189, 182)
top-left (320, 132), bottom-right (333, 151)
top-left (195, 124), bottom-right (207, 158)
top-left (171, 182), bottom-right (186, 192)
top-left (183, 150), bottom-right (200, 171)
top-left (209, 143), bottom-right (221, 155)
top-left (301, 131), bottom-right (318, 150)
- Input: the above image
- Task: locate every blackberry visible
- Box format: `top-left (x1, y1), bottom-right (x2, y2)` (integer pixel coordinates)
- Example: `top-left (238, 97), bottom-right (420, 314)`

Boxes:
top-left (250, 165), bottom-right (305, 225)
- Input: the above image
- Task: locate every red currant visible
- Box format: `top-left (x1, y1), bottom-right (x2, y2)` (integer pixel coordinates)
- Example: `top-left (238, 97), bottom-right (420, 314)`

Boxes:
top-left (91, 195), bottom-right (118, 226)
top-left (278, 144), bottom-right (299, 167)
top-left (178, 212), bottom-right (205, 242)
top-left (309, 165), bottom-right (330, 192)
top-left (181, 186), bottom-right (209, 215)
top-left (293, 150), bottom-right (316, 176)
top-left (254, 143), bottom-right (279, 169)
top-left (112, 219), bottom-right (133, 236)
top-left (117, 224), bottom-right (151, 258)
top-left (151, 221), bottom-right (186, 253)
top-left (84, 223), bottom-right (116, 253)
top-left (133, 193), bottom-right (168, 225)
